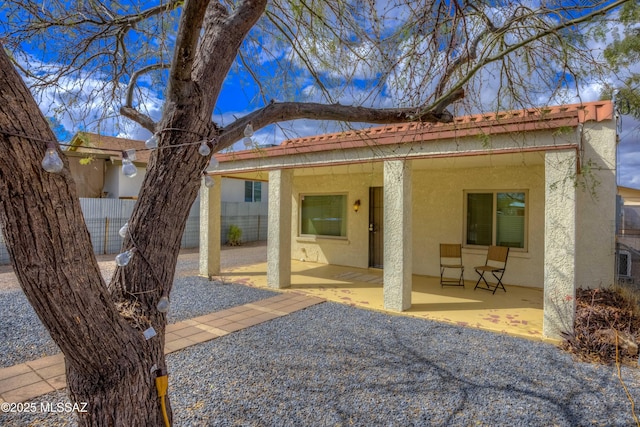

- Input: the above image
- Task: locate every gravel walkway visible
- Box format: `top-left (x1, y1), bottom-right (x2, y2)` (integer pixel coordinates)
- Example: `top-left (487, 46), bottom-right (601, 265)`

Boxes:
top-left (2, 243), bottom-right (640, 426)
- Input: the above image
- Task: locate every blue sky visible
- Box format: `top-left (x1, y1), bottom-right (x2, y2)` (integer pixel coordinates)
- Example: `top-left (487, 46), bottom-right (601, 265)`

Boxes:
top-left (2, 1), bottom-right (638, 187)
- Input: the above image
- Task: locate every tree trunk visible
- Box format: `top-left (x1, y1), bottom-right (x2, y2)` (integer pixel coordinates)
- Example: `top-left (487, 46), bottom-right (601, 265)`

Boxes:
top-left (0, 46), bottom-right (173, 426)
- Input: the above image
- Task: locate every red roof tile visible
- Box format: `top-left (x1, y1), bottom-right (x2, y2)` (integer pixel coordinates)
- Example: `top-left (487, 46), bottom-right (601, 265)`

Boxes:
top-left (217, 101), bottom-right (613, 163)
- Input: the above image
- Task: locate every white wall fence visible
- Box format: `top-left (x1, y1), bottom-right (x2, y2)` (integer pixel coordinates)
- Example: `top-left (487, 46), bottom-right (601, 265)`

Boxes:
top-left (0, 199), bottom-right (268, 265)
top-left (220, 201), bottom-right (268, 244)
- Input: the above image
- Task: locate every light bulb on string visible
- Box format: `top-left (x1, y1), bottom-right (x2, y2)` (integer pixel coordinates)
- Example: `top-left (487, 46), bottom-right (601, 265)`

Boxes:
top-left (115, 248), bottom-right (135, 266)
top-left (121, 150), bottom-right (138, 178)
top-left (157, 296), bottom-right (170, 313)
top-left (208, 156), bottom-right (219, 169)
top-left (41, 141), bottom-right (64, 173)
top-left (203, 172), bottom-right (215, 188)
top-left (119, 222), bottom-right (128, 238)
top-left (244, 123), bottom-right (254, 137)
top-left (198, 140), bottom-right (211, 156)
top-left (145, 134), bottom-right (159, 149)
top-left (243, 136), bottom-right (253, 148)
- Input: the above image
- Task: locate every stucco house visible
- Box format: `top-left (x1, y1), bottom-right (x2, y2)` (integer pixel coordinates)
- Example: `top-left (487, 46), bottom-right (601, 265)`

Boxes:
top-left (67, 133), bottom-right (149, 199)
top-left (199, 101), bottom-right (618, 340)
top-left (66, 132), bottom-right (268, 202)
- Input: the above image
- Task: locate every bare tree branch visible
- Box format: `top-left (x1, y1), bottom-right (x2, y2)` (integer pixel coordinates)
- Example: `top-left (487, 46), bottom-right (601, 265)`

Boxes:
top-left (120, 106), bottom-right (157, 132)
top-left (433, 0), bottom-right (631, 110)
top-left (216, 90), bottom-right (464, 150)
top-left (119, 62), bottom-right (171, 130)
top-left (125, 63), bottom-right (171, 108)
top-left (167, 0), bottom-right (210, 100)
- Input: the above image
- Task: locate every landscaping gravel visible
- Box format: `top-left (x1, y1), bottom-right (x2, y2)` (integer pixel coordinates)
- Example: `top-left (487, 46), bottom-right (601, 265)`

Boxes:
top-left (3, 301), bottom-right (640, 426)
top-left (0, 244), bottom-right (271, 368)
top-left (1, 243), bottom-right (639, 426)
top-left (0, 275), bottom-right (274, 368)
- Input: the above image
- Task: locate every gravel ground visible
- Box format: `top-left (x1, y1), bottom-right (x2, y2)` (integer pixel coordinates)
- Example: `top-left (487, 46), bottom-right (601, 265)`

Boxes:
top-left (0, 243), bottom-right (270, 368)
top-left (2, 242), bottom-right (640, 426)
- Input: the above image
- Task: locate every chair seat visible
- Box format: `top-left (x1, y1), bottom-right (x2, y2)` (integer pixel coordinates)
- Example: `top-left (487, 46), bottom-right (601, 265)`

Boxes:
top-left (442, 263), bottom-right (463, 269)
top-left (475, 265), bottom-right (503, 272)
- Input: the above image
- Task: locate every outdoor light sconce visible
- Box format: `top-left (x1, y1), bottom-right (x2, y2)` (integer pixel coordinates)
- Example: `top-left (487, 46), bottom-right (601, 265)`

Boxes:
top-left (353, 199), bottom-right (361, 213)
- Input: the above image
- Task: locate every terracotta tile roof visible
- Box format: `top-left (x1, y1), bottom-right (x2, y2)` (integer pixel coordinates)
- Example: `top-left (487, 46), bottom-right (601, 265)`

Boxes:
top-left (68, 133), bottom-right (150, 164)
top-left (216, 101), bottom-right (613, 162)
top-left (281, 101), bottom-right (613, 147)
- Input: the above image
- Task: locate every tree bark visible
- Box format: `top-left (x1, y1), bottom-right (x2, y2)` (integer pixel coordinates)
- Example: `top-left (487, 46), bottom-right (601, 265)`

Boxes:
top-left (0, 46), bottom-right (170, 426)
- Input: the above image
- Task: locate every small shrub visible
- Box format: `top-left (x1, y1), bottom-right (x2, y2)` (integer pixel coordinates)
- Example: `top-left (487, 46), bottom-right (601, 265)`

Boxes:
top-left (226, 224), bottom-right (242, 246)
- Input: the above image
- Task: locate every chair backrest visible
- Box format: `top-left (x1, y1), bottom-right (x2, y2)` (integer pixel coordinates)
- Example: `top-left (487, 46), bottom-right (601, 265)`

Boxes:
top-left (486, 245), bottom-right (509, 269)
top-left (440, 243), bottom-right (462, 260)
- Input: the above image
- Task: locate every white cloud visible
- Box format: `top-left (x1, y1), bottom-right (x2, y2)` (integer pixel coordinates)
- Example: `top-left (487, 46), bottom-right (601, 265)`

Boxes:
top-left (14, 52), bottom-right (164, 142)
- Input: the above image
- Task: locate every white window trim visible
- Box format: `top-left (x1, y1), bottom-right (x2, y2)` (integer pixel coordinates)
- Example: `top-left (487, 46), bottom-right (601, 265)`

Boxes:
top-left (298, 193), bottom-right (349, 240)
top-left (463, 189), bottom-right (528, 252)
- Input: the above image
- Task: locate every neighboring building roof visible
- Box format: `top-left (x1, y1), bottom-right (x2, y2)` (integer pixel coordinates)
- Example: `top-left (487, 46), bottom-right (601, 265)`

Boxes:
top-left (216, 101), bottom-right (614, 163)
top-left (618, 186), bottom-right (640, 206)
top-left (68, 132), bottom-right (151, 164)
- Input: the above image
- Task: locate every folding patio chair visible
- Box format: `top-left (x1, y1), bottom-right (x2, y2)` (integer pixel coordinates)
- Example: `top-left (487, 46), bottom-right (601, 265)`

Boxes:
top-left (474, 246), bottom-right (509, 294)
top-left (440, 244), bottom-right (464, 287)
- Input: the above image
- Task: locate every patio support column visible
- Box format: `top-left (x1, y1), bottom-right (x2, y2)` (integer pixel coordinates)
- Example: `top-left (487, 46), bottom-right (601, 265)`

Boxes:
top-left (199, 175), bottom-right (222, 278)
top-left (267, 169), bottom-right (292, 289)
top-left (383, 159), bottom-right (412, 311)
top-left (543, 149), bottom-right (577, 339)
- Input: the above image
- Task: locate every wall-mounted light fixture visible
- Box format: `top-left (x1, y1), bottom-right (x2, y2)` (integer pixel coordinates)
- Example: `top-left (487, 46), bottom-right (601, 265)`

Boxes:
top-left (353, 199), bottom-right (361, 213)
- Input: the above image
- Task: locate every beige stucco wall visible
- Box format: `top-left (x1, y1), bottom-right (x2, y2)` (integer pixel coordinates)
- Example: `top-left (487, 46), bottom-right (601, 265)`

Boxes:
top-left (287, 141), bottom-right (615, 291)
top-left (290, 161), bottom-right (547, 288)
top-left (292, 172), bottom-right (375, 268)
top-left (411, 163), bottom-right (546, 287)
top-left (575, 123), bottom-right (617, 288)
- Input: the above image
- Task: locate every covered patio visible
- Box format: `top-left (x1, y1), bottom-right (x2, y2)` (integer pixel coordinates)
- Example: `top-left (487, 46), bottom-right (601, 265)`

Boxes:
top-left (219, 259), bottom-right (546, 341)
top-left (200, 101), bottom-right (617, 341)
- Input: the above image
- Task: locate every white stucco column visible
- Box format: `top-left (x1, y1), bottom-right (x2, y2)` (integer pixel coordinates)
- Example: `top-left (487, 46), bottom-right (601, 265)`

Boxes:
top-left (199, 175), bottom-right (221, 278)
top-left (543, 149), bottom-right (577, 339)
top-left (267, 169), bottom-right (292, 289)
top-left (383, 159), bottom-right (412, 311)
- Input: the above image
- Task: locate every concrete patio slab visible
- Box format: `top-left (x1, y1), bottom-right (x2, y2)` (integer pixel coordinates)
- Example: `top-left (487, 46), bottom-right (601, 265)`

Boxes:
top-left (220, 259), bottom-right (546, 341)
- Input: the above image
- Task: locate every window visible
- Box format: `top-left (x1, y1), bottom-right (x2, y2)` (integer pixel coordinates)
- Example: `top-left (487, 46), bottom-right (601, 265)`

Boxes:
top-left (618, 251), bottom-right (631, 277)
top-left (244, 181), bottom-right (262, 202)
top-left (300, 194), bottom-right (347, 237)
top-left (465, 191), bottom-right (526, 249)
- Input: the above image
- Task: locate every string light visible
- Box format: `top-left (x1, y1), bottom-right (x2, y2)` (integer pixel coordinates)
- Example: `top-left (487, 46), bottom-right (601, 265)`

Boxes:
top-left (121, 150), bottom-right (138, 178)
top-left (145, 134), bottom-right (159, 149)
top-left (2, 126), bottom-right (259, 179)
top-left (198, 140), bottom-right (211, 156)
top-left (203, 172), bottom-right (215, 188)
top-left (209, 156), bottom-right (219, 169)
top-left (115, 248), bottom-right (135, 266)
top-left (119, 222), bottom-right (129, 238)
top-left (41, 141), bottom-right (64, 173)
top-left (243, 123), bottom-right (254, 148)
top-left (157, 296), bottom-right (170, 313)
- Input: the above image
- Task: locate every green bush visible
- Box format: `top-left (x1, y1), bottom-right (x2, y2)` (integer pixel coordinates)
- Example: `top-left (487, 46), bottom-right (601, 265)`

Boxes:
top-left (227, 224), bottom-right (242, 246)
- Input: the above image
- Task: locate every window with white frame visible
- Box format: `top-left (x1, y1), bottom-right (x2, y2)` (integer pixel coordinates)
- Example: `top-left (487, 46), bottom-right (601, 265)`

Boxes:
top-left (465, 191), bottom-right (527, 249)
top-left (300, 194), bottom-right (347, 238)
